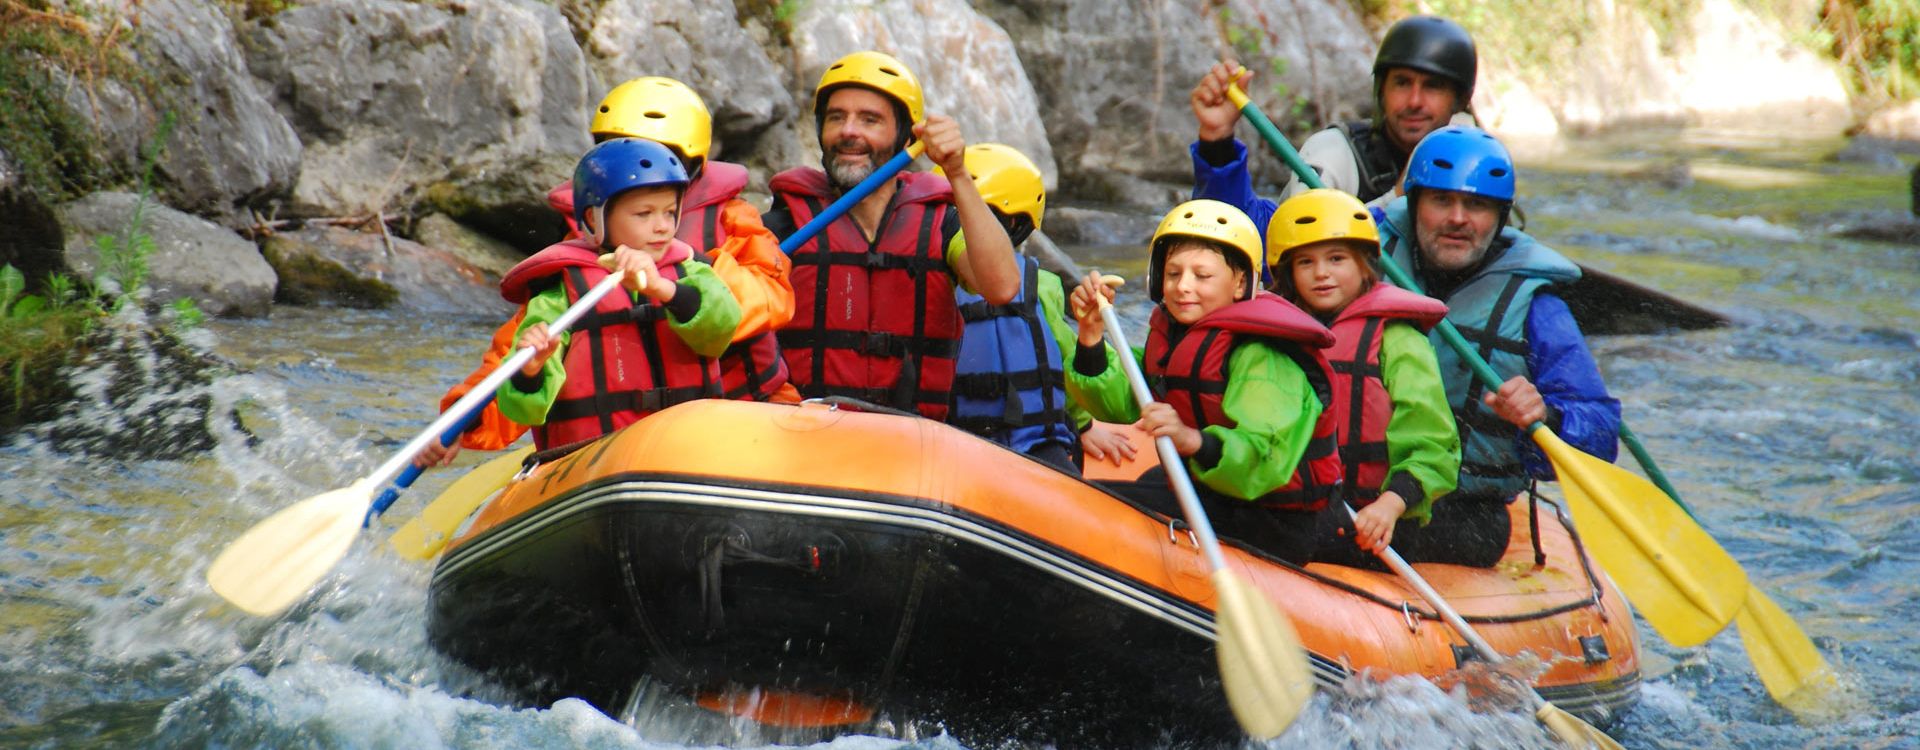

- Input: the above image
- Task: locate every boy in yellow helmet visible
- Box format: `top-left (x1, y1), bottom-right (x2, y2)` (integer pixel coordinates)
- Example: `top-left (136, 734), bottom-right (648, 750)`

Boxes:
top-left (941, 144), bottom-right (1135, 474)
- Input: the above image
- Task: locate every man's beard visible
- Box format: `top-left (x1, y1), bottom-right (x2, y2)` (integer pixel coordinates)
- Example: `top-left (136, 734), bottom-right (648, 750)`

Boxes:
top-left (824, 138), bottom-right (896, 191)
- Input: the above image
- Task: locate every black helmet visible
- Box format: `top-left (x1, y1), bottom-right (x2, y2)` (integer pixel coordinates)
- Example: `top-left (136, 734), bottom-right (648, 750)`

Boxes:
top-left (1373, 16), bottom-right (1477, 104)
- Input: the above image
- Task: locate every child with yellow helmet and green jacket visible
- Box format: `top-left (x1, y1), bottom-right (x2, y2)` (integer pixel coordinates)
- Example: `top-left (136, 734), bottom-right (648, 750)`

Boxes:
top-left (940, 144), bottom-right (1135, 475)
top-left (1268, 189), bottom-right (1498, 569)
top-left (1069, 200), bottom-right (1343, 565)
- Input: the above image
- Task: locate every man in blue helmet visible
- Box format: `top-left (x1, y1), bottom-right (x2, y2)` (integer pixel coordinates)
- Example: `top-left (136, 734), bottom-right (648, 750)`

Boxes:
top-left (1188, 15), bottom-right (1478, 238)
top-left (1379, 126), bottom-right (1619, 545)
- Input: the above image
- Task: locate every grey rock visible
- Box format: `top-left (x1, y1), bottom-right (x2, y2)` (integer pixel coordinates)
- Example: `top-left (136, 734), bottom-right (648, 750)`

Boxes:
top-left (263, 224), bottom-right (512, 315)
top-left (578, 0), bottom-right (792, 154)
top-left (59, 192), bottom-right (278, 317)
top-left (1832, 137), bottom-right (1920, 172)
top-left (244, 0), bottom-right (592, 248)
top-left (975, 0), bottom-right (1374, 206)
top-left (1043, 205), bottom-right (1160, 247)
top-left (411, 213), bottom-right (527, 279)
top-left (136, 0), bottom-right (303, 215)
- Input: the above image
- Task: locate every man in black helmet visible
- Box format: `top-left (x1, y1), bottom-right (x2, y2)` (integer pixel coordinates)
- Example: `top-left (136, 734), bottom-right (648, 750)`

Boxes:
top-left (1188, 15), bottom-right (1478, 244)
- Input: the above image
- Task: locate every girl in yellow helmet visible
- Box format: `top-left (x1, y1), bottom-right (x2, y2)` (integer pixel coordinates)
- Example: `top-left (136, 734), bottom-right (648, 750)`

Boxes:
top-left (1068, 200), bottom-right (1343, 564)
top-left (1269, 189), bottom-right (1497, 569)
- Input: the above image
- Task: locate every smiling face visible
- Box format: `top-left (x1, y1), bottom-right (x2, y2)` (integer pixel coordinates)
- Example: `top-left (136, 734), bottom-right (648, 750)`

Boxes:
top-left (592, 185), bottom-right (681, 255)
top-left (1378, 67), bottom-right (1460, 154)
top-left (820, 87), bottom-right (901, 190)
top-left (1285, 240), bottom-right (1376, 315)
top-left (1159, 241), bottom-right (1247, 325)
top-left (1413, 188), bottom-right (1502, 272)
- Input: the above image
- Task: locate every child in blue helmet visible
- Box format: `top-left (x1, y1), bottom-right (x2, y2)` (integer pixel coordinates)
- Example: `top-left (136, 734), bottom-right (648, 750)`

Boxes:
top-left (495, 138), bottom-right (742, 450)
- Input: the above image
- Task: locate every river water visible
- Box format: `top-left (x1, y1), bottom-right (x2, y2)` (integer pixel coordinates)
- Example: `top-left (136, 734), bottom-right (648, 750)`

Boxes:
top-left (2, 133), bottom-right (1915, 749)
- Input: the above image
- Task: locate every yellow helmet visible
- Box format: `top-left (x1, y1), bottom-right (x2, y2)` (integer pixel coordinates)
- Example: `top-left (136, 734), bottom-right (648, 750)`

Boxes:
top-left (814, 51), bottom-right (926, 128)
top-left (934, 143), bottom-right (1045, 231)
top-left (1266, 188), bottom-right (1380, 270)
top-left (1148, 199), bottom-right (1262, 302)
top-left (591, 77), bottom-right (712, 165)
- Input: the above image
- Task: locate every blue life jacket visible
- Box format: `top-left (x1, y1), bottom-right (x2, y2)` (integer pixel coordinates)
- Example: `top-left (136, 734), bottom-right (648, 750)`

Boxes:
top-left (950, 256), bottom-right (1075, 455)
top-left (1380, 198), bottom-right (1581, 498)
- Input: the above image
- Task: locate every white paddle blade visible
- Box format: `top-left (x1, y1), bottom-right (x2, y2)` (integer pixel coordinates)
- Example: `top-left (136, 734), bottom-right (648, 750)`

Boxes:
top-left (206, 480), bottom-right (376, 616)
top-left (1211, 570), bottom-right (1314, 740)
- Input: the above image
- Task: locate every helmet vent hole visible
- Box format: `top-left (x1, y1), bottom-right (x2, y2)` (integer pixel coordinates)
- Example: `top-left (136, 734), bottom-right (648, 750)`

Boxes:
top-left (598, 106), bottom-right (610, 113)
top-left (1215, 217), bottom-right (1227, 225)
top-left (1434, 159), bottom-right (1454, 170)
top-left (639, 159), bottom-right (653, 168)
top-left (1183, 211), bottom-right (1195, 219)
top-left (1295, 216), bottom-right (1316, 225)
top-left (644, 111), bottom-right (666, 119)
top-left (1490, 168), bottom-right (1508, 177)
top-left (880, 67), bottom-right (900, 78)
top-left (1352, 212), bottom-right (1368, 221)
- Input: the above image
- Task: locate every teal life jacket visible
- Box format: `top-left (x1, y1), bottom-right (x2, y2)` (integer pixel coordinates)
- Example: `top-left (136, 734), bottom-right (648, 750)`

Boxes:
top-left (1381, 199), bottom-right (1580, 498)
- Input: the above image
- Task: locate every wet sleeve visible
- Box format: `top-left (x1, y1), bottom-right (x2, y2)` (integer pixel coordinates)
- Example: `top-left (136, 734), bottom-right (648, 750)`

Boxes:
top-left (705, 200), bottom-right (795, 341)
top-left (1036, 272), bottom-right (1121, 435)
top-left (496, 286), bottom-right (573, 427)
top-left (1377, 321), bottom-right (1461, 523)
top-left (1188, 138), bottom-right (1279, 246)
top-left (667, 263), bottom-right (744, 359)
top-left (1189, 343), bottom-right (1322, 502)
top-left (1068, 342), bottom-right (1143, 425)
top-left (438, 307), bottom-right (531, 450)
top-left (1519, 293), bottom-right (1622, 478)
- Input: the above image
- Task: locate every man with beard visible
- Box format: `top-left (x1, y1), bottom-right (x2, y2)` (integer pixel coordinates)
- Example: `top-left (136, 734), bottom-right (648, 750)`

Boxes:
top-left (1377, 126), bottom-right (1619, 542)
top-left (1187, 16), bottom-right (1478, 243)
top-left (765, 51), bottom-right (1019, 420)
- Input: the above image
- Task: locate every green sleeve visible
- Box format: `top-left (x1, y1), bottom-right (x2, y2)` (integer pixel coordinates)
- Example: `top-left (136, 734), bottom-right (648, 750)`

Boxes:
top-left (1034, 268), bottom-right (1091, 430)
top-left (1378, 320), bottom-right (1461, 523)
top-left (496, 284), bottom-right (572, 426)
top-left (669, 262), bottom-right (743, 358)
top-left (1066, 340), bottom-right (1141, 426)
top-left (946, 231), bottom-right (976, 296)
top-left (1189, 342), bottom-right (1323, 502)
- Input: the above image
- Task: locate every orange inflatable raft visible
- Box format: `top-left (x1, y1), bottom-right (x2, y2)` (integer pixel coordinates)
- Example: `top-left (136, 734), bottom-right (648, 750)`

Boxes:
top-left (428, 399), bottom-right (1639, 746)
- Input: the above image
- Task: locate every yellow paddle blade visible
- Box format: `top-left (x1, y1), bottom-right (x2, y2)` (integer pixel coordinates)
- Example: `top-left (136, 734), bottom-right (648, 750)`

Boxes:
top-left (388, 445), bottom-right (534, 561)
top-left (1736, 586), bottom-right (1839, 707)
top-left (1532, 429), bottom-right (1746, 646)
top-left (1535, 701), bottom-right (1625, 750)
top-left (206, 479), bottom-right (376, 616)
top-left (1210, 570), bottom-right (1314, 740)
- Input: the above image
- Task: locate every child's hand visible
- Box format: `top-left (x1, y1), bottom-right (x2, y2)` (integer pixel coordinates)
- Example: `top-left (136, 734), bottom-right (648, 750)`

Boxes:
top-left (608, 245), bottom-right (671, 301)
top-left (1352, 492), bottom-right (1408, 553)
top-left (1070, 271), bottom-right (1116, 346)
top-left (516, 322), bottom-right (561, 377)
top-left (1079, 424), bottom-right (1137, 467)
top-left (1135, 402), bottom-right (1202, 457)
top-left (411, 441), bottom-right (462, 469)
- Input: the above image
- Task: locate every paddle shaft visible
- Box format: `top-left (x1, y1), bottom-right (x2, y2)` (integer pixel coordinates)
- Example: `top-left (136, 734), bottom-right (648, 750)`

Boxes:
top-left (368, 411), bottom-right (479, 517)
top-left (780, 142), bottom-right (927, 255)
top-left (1097, 302), bottom-right (1230, 572)
top-left (361, 272), bottom-right (628, 509)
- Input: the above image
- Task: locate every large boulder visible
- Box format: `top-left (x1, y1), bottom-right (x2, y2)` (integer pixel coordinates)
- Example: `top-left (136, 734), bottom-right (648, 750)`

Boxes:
top-left (1860, 99), bottom-right (1920, 145)
top-left (576, 0), bottom-right (793, 162)
top-left (58, 192), bottom-right (277, 317)
top-left (973, 0), bottom-right (1375, 205)
top-left (244, 0), bottom-right (592, 250)
top-left (133, 0), bottom-right (304, 215)
top-left (261, 224), bottom-right (512, 316)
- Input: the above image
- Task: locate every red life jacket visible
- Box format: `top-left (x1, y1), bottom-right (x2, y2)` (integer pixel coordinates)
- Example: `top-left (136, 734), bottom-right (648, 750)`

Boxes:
top-left (1144, 291), bottom-right (1345, 511)
top-left (1324, 284), bottom-right (1449, 506)
top-left (547, 163), bottom-right (791, 403)
top-left (770, 167), bottom-right (961, 420)
top-left (498, 238), bottom-right (722, 449)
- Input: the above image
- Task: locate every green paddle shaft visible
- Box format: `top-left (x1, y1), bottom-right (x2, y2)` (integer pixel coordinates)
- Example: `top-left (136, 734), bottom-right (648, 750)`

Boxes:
top-left (1619, 421), bottom-right (1690, 513)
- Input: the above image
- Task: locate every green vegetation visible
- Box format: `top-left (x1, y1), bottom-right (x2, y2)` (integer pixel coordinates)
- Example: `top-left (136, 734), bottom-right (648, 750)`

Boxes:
top-left (735, 0), bottom-right (809, 43)
top-left (1814, 0), bottom-right (1920, 104)
top-left (0, 0), bottom-right (130, 200)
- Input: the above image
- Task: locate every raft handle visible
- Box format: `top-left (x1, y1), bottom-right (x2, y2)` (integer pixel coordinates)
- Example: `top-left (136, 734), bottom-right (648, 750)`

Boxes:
top-left (1402, 601), bottom-right (1420, 633)
top-left (1167, 518), bottom-right (1197, 547)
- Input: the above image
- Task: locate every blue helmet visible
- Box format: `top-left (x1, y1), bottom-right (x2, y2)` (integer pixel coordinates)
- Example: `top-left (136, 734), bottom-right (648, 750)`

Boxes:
top-left (572, 137), bottom-right (690, 230)
top-left (1402, 125), bottom-right (1515, 203)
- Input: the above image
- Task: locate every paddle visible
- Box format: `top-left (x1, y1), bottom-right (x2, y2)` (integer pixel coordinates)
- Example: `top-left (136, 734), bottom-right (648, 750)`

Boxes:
top-left (1617, 423), bottom-right (1835, 705)
top-left (388, 444), bottom-right (536, 560)
top-left (1225, 78), bottom-right (1748, 648)
top-left (383, 140), bottom-right (933, 562)
top-left (1344, 504), bottom-right (1623, 750)
top-left (207, 269), bottom-right (632, 616)
top-left (1093, 279), bottom-right (1313, 740)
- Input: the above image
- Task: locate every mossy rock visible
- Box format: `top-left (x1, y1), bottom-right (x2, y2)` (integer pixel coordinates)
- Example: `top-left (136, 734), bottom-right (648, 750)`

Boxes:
top-left (260, 235), bottom-right (401, 309)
